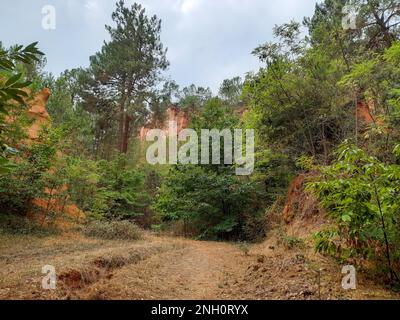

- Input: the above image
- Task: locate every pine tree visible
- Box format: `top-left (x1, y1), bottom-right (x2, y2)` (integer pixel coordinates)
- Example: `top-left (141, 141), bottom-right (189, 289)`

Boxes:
top-left (90, 1), bottom-right (169, 154)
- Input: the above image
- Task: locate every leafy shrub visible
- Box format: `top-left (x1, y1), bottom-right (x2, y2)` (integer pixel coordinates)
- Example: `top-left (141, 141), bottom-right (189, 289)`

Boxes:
top-left (241, 211), bottom-right (267, 242)
top-left (0, 127), bottom-right (60, 216)
top-left (97, 156), bottom-right (150, 219)
top-left (154, 98), bottom-right (265, 241)
top-left (295, 155), bottom-right (315, 171)
top-left (308, 142), bottom-right (400, 282)
top-left (154, 164), bottom-right (263, 241)
top-left (83, 220), bottom-right (143, 240)
top-left (0, 42), bottom-right (44, 174)
top-left (64, 155), bottom-right (151, 221)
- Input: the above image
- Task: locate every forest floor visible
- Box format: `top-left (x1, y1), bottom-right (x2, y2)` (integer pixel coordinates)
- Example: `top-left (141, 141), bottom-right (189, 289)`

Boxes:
top-left (0, 231), bottom-right (399, 300)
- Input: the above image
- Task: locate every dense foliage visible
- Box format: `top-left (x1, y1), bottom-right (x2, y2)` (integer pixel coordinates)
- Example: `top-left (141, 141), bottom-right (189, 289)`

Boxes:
top-left (154, 98), bottom-right (265, 240)
top-left (310, 142), bottom-right (400, 282)
top-left (1, 0), bottom-right (400, 285)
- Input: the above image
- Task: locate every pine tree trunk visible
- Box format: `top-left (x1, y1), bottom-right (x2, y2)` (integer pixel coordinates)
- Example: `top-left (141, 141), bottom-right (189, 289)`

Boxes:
top-left (118, 106), bottom-right (125, 153)
top-left (121, 114), bottom-right (131, 154)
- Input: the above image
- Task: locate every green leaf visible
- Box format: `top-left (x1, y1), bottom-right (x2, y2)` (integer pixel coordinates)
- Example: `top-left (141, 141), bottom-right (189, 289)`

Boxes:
top-left (0, 156), bottom-right (17, 174)
top-left (5, 73), bottom-right (22, 87)
top-left (342, 214), bottom-right (352, 222)
top-left (0, 59), bottom-right (14, 70)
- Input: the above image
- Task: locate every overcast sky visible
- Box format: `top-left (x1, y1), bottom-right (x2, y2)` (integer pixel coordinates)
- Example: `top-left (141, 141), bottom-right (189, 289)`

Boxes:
top-left (0, 0), bottom-right (320, 93)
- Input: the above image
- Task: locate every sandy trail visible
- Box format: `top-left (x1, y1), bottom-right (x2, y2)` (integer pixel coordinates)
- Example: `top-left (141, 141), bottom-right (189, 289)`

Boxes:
top-left (1, 233), bottom-right (398, 300)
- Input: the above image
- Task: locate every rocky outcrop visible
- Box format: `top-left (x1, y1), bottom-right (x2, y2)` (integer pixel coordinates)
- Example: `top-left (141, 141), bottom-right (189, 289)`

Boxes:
top-left (27, 88), bottom-right (51, 141)
top-left (139, 106), bottom-right (190, 141)
top-left (356, 100), bottom-right (375, 124)
top-left (282, 173), bottom-right (326, 237)
top-left (138, 105), bottom-right (249, 141)
top-left (166, 106), bottom-right (190, 136)
top-left (24, 88), bottom-right (85, 227)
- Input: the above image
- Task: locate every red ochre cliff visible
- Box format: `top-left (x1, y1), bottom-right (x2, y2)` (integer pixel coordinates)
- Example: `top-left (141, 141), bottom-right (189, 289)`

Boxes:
top-left (23, 88), bottom-right (85, 227)
top-left (139, 106), bottom-right (190, 141)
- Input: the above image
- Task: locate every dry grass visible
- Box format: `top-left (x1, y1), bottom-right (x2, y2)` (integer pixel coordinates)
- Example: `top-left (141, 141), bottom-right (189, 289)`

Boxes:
top-left (240, 230), bottom-right (400, 300)
top-left (1, 228), bottom-right (399, 300)
top-left (0, 231), bottom-right (184, 299)
top-left (83, 220), bottom-right (142, 240)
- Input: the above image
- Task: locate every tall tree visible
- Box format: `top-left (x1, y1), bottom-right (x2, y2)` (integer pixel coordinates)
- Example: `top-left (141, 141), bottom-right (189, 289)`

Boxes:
top-left (90, 1), bottom-right (168, 154)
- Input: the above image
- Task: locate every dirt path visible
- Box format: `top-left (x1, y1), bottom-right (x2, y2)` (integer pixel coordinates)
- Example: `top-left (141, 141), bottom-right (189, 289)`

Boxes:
top-left (100, 240), bottom-right (250, 300)
top-left (1, 233), bottom-right (399, 300)
top-left (86, 236), bottom-right (400, 300)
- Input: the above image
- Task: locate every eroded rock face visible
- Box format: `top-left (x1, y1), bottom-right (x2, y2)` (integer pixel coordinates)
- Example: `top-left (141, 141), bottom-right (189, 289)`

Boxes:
top-left (166, 106), bottom-right (190, 136)
top-left (356, 100), bottom-right (375, 124)
top-left (281, 174), bottom-right (327, 238)
top-left (282, 174), bottom-right (323, 225)
top-left (282, 174), bottom-right (306, 225)
top-left (27, 88), bottom-right (51, 141)
top-left (139, 106), bottom-right (190, 141)
top-left (24, 88), bottom-right (85, 227)
top-left (138, 105), bottom-right (249, 141)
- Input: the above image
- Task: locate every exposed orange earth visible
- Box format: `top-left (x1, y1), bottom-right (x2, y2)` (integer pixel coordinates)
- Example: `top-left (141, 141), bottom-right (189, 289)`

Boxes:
top-left (21, 88), bottom-right (85, 227)
top-left (139, 106), bottom-right (190, 141)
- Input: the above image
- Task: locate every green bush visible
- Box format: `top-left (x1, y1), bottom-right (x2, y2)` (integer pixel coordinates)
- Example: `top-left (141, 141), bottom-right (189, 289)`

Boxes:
top-left (0, 127), bottom-right (60, 216)
top-left (154, 99), bottom-right (265, 241)
top-left (83, 220), bottom-right (143, 240)
top-left (64, 155), bottom-right (151, 221)
top-left (308, 142), bottom-right (400, 283)
top-left (154, 164), bottom-right (262, 241)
